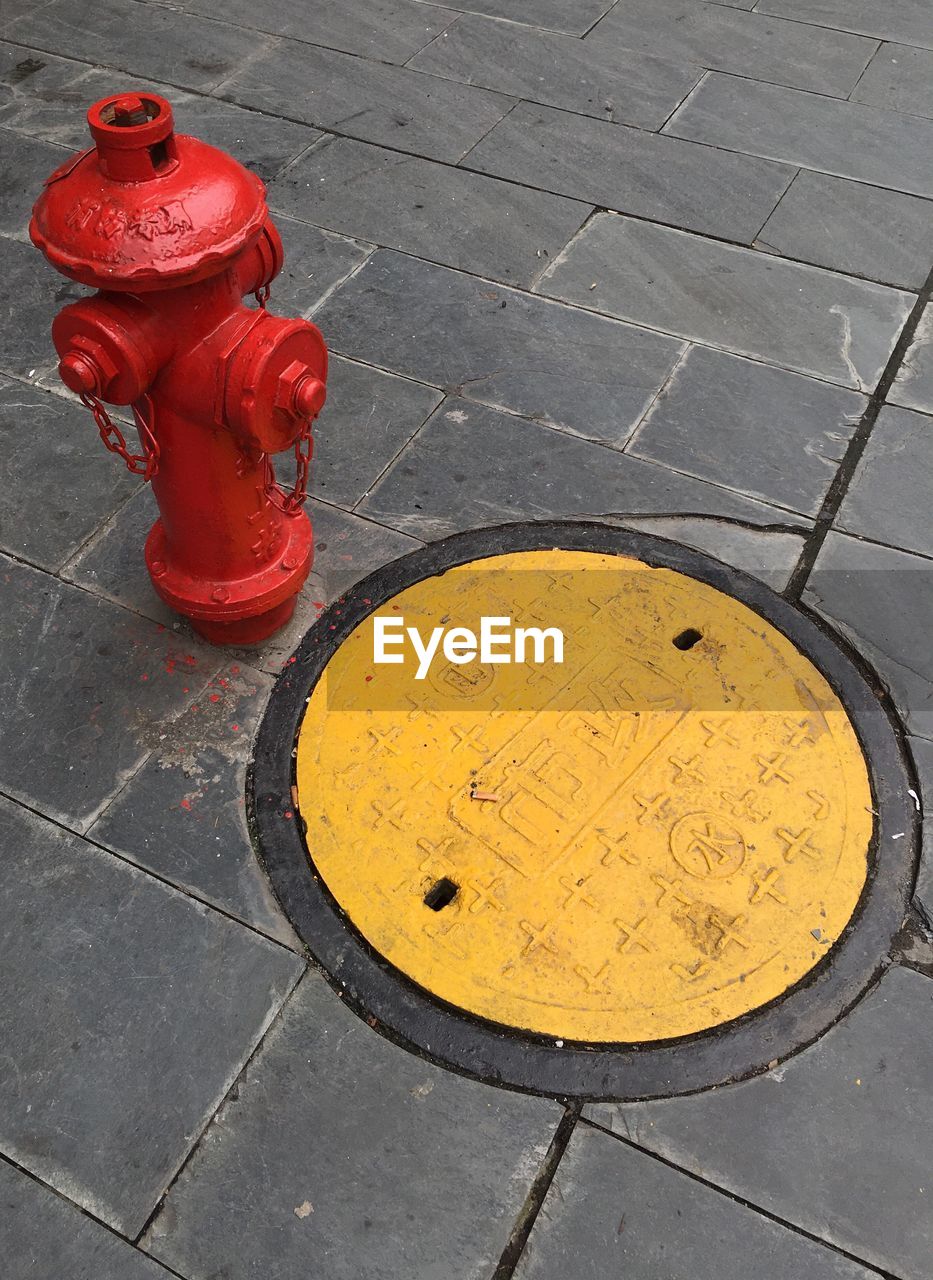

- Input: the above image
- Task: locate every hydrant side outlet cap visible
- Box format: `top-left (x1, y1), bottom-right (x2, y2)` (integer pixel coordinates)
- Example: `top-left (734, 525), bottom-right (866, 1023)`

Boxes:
top-left (29, 91), bottom-right (268, 291)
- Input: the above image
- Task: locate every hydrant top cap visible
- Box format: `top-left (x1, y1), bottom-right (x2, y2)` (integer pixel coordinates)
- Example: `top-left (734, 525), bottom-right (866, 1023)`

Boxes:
top-left (29, 90), bottom-right (268, 291)
top-left (87, 92), bottom-right (175, 159)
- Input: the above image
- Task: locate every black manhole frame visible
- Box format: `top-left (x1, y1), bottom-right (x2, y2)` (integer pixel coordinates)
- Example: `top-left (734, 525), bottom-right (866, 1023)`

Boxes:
top-left (248, 520), bottom-right (919, 1102)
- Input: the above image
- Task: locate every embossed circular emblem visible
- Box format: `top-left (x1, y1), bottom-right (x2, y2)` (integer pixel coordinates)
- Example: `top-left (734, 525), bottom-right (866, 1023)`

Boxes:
top-left (670, 813), bottom-right (747, 879)
top-left (252, 523), bottom-right (917, 1099)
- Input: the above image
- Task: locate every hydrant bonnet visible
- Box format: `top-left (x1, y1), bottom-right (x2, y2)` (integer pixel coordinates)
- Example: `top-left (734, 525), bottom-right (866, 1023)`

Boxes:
top-left (30, 92), bottom-right (268, 291)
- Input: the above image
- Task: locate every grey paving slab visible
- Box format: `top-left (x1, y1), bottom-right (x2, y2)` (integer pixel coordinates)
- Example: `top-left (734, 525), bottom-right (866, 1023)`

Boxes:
top-left (0, 45), bottom-right (95, 144)
top-left (628, 346), bottom-right (865, 517)
top-left (853, 43), bottom-right (933, 119)
top-left (0, 794), bottom-right (302, 1236)
top-left (358, 398), bottom-right (811, 538)
top-left (410, 14), bottom-right (700, 129)
top-left (0, 555), bottom-right (225, 829)
top-left (515, 1125), bottom-right (877, 1280)
top-left (910, 737), bottom-right (933, 926)
top-left (665, 73), bottom-right (933, 198)
top-left (464, 101), bottom-right (794, 243)
top-left (60, 485), bottom-right (181, 630)
top-left (0, 40), bottom-right (80, 126)
top-left (0, 1158), bottom-right (174, 1280)
top-left (0, 129), bottom-right (68, 239)
top-left (586, 966), bottom-right (933, 1280)
top-left (803, 531), bottom-right (933, 738)
top-left (0, 377), bottom-right (139, 572)
top-left (412, 0), bottom-right (613, 36)
top-left (0, 0), bottom-right (58, 25)
top-left (89, 662), bottom-right (297, 946)
top-left (617, 517), bottom-right (805, 591)
top-left (171, 0), bottom-right (455, 63)
top-left (539, 214), bottom-right (912, 391)
top-left (63, 485), bottom-right (420, 673)
top-left (144, 970), bottom-right (561, 1280)
top-left (0, 59), bottom-right (322, 182)
top-left (269, 134), bottom-right (589, 288)
top-left (0, 233), bottom-right (68, 381)
top-left (890, 304), bottom-right (933, 414)
top-left (310, 353), bottom-right (443, 507)
top-left (756, 0), bottom-right (933, 50)
top-left (755, 170), bottom-right (933, 291)
top-left (835, 405), bottom-right (933, 557)
top-left (315, 249), bottom-right (686, 446)
top-left (270, 212), bottom-right (370, 317)
top-left (587, 0), bottom-right (877, 97)
top-left (217, 36), bottom-right (512, 164)
top-left (7, 0), bottom-right (265, 92)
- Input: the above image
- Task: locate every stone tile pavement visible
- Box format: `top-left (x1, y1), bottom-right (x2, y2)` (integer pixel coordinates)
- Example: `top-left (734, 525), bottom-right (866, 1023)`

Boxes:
top-left (0, 0), bottom-right (931, 1275)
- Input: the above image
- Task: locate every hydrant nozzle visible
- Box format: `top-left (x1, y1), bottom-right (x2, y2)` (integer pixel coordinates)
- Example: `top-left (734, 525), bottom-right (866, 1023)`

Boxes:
top-left (30, 91), bottom-right (328, 645)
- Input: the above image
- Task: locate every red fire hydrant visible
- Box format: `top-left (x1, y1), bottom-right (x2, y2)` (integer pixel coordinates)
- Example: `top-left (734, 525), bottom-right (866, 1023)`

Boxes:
top-left (30, 92), bottom-right (327, 644)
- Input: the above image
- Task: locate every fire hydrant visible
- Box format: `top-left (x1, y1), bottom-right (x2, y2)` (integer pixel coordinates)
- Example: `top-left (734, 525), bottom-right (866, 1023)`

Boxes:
top-left (30, 91), bottom-right (327, 644)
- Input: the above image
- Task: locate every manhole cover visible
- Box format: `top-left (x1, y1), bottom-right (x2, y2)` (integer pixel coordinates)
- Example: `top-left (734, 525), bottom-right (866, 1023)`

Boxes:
top-left (251, 523), bottom-right (918, 1099)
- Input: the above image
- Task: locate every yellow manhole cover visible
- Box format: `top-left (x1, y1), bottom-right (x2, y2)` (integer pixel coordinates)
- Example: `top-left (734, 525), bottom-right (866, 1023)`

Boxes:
top-left (295, 548), bottom-right (873, 1043)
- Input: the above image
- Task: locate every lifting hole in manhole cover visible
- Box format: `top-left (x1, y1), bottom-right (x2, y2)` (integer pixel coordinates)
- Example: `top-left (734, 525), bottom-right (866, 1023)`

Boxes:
top-left (424, 878), bottom-right (459, 912)
top-left (251, 522), bottom-right (918, 1101)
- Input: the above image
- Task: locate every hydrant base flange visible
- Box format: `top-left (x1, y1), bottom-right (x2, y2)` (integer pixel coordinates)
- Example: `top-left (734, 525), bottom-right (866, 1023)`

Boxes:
top-left (189, 596), bottom-right (299, 647)
top-left (145, 509), bottom-right (313, 642)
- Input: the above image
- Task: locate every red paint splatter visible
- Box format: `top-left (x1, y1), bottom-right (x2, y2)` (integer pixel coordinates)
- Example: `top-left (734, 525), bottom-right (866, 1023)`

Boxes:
top-left (140, 673), bottom-right (149, 681)
top-left (232, 723), bottom-right (240, 732)
top-left (184, 655), bottom-right (197, 666)
top-left (365, 675), bottom-right (373, 683)
top-left (284, 809), bottom-right (293, 819)
top-left (180, 798), bottom-right (192, 810)
top-left (230, 665), bottom-right (240, 675)
top-left (164, 658), bottom-right (177, 674)
top-left (210, 693), bottom-right (221, 703)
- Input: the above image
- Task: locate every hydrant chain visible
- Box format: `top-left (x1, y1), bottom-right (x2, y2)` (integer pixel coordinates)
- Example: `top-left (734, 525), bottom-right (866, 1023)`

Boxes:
top-left (80, 389), bottom-right (160, 481)
top-left (265, 423), bottom-right (313, 515)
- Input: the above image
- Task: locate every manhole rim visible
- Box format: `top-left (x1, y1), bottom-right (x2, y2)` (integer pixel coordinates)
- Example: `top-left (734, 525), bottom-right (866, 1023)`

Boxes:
top-left (249, 520), bottom-right (919, 1101)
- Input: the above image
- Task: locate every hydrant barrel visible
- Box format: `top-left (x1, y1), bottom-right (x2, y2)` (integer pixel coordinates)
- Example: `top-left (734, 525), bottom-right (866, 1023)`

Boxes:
top-left (30, 92), bottom-right (328, 645)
